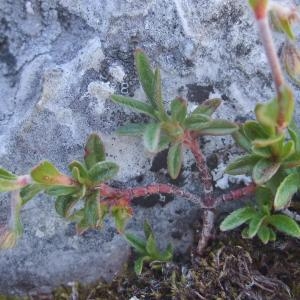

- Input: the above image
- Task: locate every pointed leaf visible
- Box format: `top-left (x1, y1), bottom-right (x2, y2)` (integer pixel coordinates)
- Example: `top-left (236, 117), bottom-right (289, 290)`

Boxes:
top-left (252, 158), bottom-right (281, 185)
top-left (0, 167), bottom-right (17, 180)
top-left (257, 225), bottom-right (270, 244)
top-left (280, 140), bottom-right (295, 161)
top-left (84, 134), bottom-right (106, 170)
top-left (143, 220), bottom-right (153, 240)
top-left (143, 123), bottom-right (161, 152)
top-left (167, 143), bottom-right (182, 179)
top-left (274, 173), bottom-right (299, 210)
top-left (184, 114), bottom-right (210, 130)
top-left (20, 184), bottom-right (44, 205)
top-left (46, 185), bottom-right (80, 196)
top-left (243, 121), bottom-right (269, 141)
top-left (159, 244), bottom-right (173, 261)
top-left (268, 214), bottom-right (300, 238)
top-left (146, 234), bottom-right (159, 257)
top-left (225, 155), bottom-right (260, 175)
top-left (124, 232), bottom-right (146, 254)
top-left (135, 49), bottom-right (156, 107)
top-left (134, 256), bottom-right (146, 275)
top-left (232, 128), bottom-right (252, 153)
top-left (191, 98), bottom-right (221, 116)
top-left (55, 195), bottom-right (81, 218)
top-left (69, 161), bottom-right (89, 184)
top-left (31, 161), bottom-right (73, 186)
top-left (171, 97), bottom-right (187, 123)
top-left (252, 134), bottom-right (283, 148)
top-left (268, 228), bottom-right (277, 241)
top-left (84, 192), bottom-right (101, 227)
top-left (116, 123), bottom-right (147, 136)
top-left (197, 120), bottom-right (238, 136)
top-left (0, 179), bottom-right (26, 192)
top-left (88, 161), bottom-right (119, 183)
top-left (220, 207), bottom-right (256, 231)
top-left (153, 68), bottom-right (167, 119)
top-left (255, 99), bottom-right (278, 135)
top-left (112, 206), bottom-right (132, 233)
top-left (255, 186), bottom-right (273, 208)
top-left (248, 215), bottom-right (266, 238)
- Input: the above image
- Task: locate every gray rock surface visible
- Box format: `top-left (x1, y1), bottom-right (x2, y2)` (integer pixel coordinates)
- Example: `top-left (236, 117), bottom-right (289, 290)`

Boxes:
top-left (0, 0), bottom-right (298, 295)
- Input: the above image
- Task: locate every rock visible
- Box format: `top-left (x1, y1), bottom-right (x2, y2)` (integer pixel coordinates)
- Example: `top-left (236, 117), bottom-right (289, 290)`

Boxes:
top-left (0, 0), bottom-right (296, 296)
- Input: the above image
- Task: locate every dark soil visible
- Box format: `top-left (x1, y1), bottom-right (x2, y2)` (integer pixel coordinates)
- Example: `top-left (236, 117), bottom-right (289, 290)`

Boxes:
top-left (50, 229), bottom-right (300, 300)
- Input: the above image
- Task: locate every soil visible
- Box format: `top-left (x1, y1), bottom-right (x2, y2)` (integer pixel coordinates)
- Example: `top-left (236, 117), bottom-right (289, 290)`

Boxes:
top-left (34, 223), bottom-right (300, 299)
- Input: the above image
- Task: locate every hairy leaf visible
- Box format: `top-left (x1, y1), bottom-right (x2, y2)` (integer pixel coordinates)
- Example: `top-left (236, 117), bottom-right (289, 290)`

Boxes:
top-left (134, 256), bottom-right (146, 275)
top-left (55, 195), bottom-right (81, 218)
top-left (69, 161), bottom-right (89, 184)
top-left (84, 134), bottom-right (106, 170)
top-left (184, 114), bottom-right (210, 130)
top-left (274, 173), bottom-right (299, 210)
top-left (0, 167), bottom-right (17, 180)
top-left (220, 207), bottom-right (256, 231)
top-left (248, 215), bottom-right (266, 238)
top-left (124, 232), bottom-right (146, 254)
top-left (20, 184), bottom-right (44, 205)
top-left (143, 123), bottom-right (161, 152)
top-left (257, 225), bottom-right (270, 244)
top-left (84, 192), bottom-right (101, 227)
top-left (255, 99), bottom-right (278, 135)
top-left (88, 161), bottom-right (119, 183)
top-left (197, 120), bottom-right (238, 136)
top-left (116, 123), bottom-right (147, 136)
top-left (268, 214), bottom-right (300, 238)
top-left (143, 220), bottom-right (153, 240)
top-left (146, 234), bottom-right (159, 257)
top-left (46, 185), bottom-right (79, 197)
top-left (171, 97), bottom-right (187, 123)
top-left (243, 121), bottom-right (269, 141)
top-left (191, 98), bottom-right (221, 116)
top-left (225, 155), bottom-right (260, 175)
top-left (167, 143), bottom-right (182, 179)
top-left (252, 134), bottom-right (283, 148)
top-left (232, 128), bottom-right (252, 153)
top-left (31, 161), bottom-right (73, 186)
top-left (252, 158), bottom-right (281, 185)
top-left (153, 68), bottom-right (166, 119)
top-left (111, 95), bottom-right (157, 119)
top-left (135, 49), bottom-right (156, 107)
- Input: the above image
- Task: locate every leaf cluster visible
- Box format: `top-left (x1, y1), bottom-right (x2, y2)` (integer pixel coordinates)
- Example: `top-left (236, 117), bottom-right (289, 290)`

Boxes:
top-left (124, 221), bottom-right (173, 275)
top-left (111, 50), bottom-right (238, 179)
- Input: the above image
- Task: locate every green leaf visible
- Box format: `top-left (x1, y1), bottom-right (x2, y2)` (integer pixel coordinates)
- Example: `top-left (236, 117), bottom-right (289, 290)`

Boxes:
top-left (243, 121), bottom-right (269, 141)
top-left (167, 143), bottom-right (182, 179)
top-left (112, 206), bottom-right (132, 233)
top-left (146, 233), bottom-right (159, 257)
top-left (84, 134), bottom-right (106, 170)
top-left (252, 134), bottom-right (283, 148)
top-left (0, 167), bottom-right (17, 180)
top-left (171, 97), bottom-right (187, 123)
top-left (191, 98), bottom-right (221, 116)
top-left (20, 184), bottom-right (44, 205)
top-left (84, 192), bottom-right (101, 227)
top-left (124, 232), bottom-right (146, 254)
top-left (0, 179), bottom-right (25, 192)
top-left (111, 95), bottom-right (157, 119)
top-left (157, 135), bottom-right (171, 152)
top-left (288, 121), bottom-right (300, 152)
top-left (143, 123), bottom-right (161, 152)
top-left (282, 152), bottom-right (300, 168)
top-left (197, 120), bottom-right (238, 136)
top-left (134, 256), bottom-right (146, 275)
top-left (135, 49), bottom-right (156, 108)
top-left (268, 214), bottom-right (300, 238)
top-left (252, 158), bottom-right (281, 185)
top-left (232, 128), bottom-right (252, 153)
top-left (255, 99), bottom-right (278, 135)
top-left (220, 207), bottom-right (256, 231)
top-left (159, 243), bottom-right (173, 261)
top-left (251, 145), bottom-right (272, 158)
top-left (248, 215), bottom-right (266, 238)
top-left (241, 227), bottom-right (250, 239)
top-left (184, 114), bottom-right (210, 130)
top-left (88, 161), bottom-right (119, 183)
top-left (274, 173), bottom-right (299, 210)
top-left (255, 186), bottom-right (273, 209)
top-left (31, 161), bottom-right (73, 186)
top-left (116, 123), bottom-right (147, 136)
top-left (280, 140), bottom-right (295, 161)
top-left (269, 228), bottom-right (277, 241)
top-left (225, 155), bottom-right (260, 175)
top-left (55, 195), bottom-right (81, 218)
top-left (46, 185), bottom-right (80, 196)
top-left (153, 68), bottom-right (167, 119)
top-left (69, 161), bottom-right (89, 184)
top-left (257, 225), bottom-right (270, 244)
top-left (143, 220), bottom-right (153, 240)
top-left (278, 85), bottom-right (295, 127)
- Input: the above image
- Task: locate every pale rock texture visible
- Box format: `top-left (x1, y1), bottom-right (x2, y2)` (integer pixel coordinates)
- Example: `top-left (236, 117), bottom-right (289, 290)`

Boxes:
top-left (0, 0), bottom-right (298, 295)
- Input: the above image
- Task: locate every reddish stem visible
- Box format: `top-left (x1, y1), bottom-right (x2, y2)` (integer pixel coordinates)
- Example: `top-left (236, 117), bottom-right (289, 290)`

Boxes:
top-left (98, 183), bottom-right (203, 206)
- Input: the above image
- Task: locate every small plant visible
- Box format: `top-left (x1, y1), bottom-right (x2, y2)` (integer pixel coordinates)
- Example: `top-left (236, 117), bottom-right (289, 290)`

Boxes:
top-left (0, 0), bottom-right (300, 277)
top-left (124, 221), bottom-right (173, 275)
